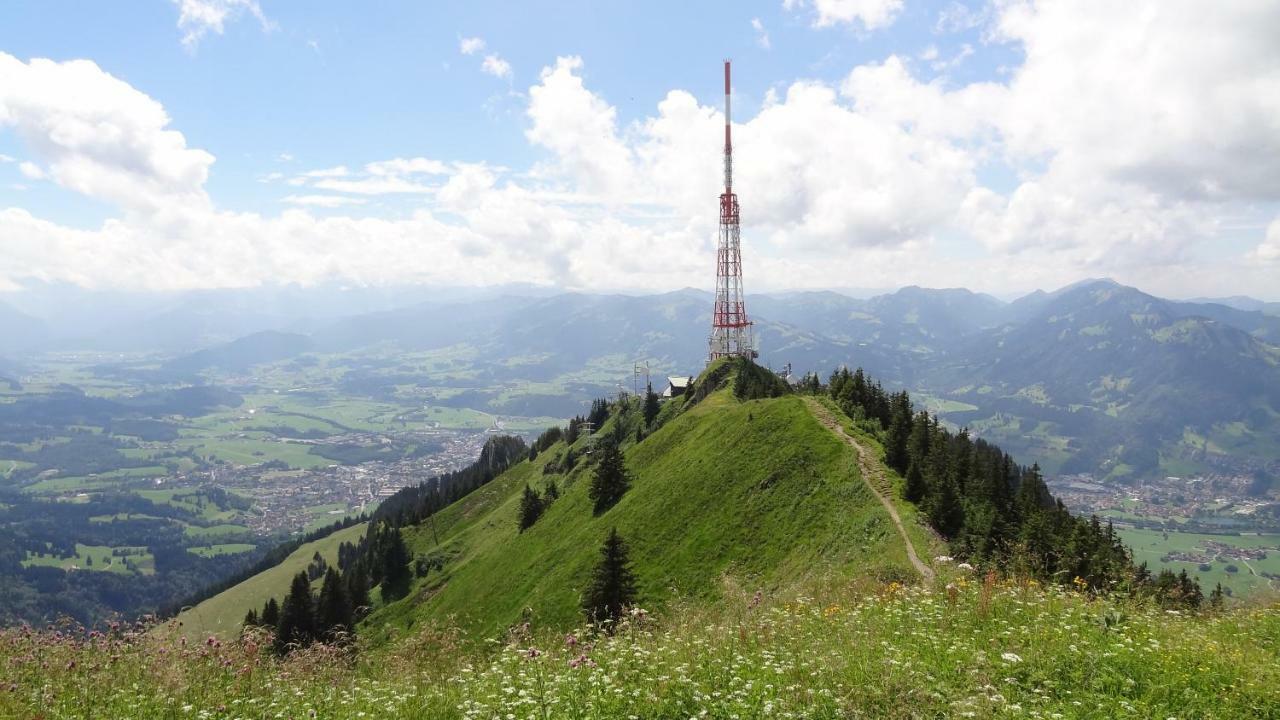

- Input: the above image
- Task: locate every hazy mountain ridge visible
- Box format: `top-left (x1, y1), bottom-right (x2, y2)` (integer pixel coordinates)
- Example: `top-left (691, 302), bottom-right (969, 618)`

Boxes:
top-left (3, 279), bottom-right (1278, 482)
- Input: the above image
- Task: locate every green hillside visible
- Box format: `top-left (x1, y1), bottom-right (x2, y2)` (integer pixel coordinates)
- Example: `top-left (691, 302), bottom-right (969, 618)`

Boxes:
top-left (364, 375), bottom-right (931, 643)
top-left (174, 522), bottom-right (367, 640)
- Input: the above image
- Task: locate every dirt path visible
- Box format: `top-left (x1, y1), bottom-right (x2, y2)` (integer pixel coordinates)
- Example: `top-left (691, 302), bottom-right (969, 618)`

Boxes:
top-left (805, 398), bottom-right (935, 583)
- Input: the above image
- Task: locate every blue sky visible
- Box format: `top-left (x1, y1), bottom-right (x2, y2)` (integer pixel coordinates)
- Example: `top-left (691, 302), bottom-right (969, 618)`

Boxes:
top-left (0, 1), bottom-right (1277, 298)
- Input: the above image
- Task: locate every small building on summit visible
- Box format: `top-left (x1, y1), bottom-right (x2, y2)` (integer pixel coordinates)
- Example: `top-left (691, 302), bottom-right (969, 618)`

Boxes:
top-left (662, 376), bottom-right (693, 399)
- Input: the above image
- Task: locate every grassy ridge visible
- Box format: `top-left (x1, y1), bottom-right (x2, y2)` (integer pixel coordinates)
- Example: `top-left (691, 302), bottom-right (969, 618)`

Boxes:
top-left (366, 387), bottom-right (917, 643)
top-left (174, 522), bottom-right (367, 640)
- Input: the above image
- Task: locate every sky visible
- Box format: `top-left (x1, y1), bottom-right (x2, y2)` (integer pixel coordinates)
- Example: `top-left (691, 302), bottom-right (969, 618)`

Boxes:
top-left (0, 0), bottom-right (1278, 299)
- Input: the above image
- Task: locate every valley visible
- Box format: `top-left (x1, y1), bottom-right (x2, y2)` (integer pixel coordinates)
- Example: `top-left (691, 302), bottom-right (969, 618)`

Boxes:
top-left (3, 279), bottom-right (1280, 625)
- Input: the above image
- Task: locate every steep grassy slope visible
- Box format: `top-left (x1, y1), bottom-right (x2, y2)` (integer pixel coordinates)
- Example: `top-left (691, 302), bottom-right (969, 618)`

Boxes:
top-left (174, 522), bottom-right (367, 640)
top-left (366, 385), bottom-right (920, 642)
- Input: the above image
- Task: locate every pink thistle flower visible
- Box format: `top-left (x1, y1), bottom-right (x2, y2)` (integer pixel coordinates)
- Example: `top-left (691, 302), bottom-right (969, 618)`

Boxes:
top-left (565, 633), bottom-right (578, 647)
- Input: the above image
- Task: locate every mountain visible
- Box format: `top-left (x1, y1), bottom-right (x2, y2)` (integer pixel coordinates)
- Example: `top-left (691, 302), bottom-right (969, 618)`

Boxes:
top-left (927, 280), bottom-right (1280, 479)
top-left (181, 362), bottom-right (933, 640)
top-left (0, 300), bottom-right (47, 353)
top-left (25, 362), bottom-right (1280, 717)
top-left (1188, 295), bottom-right (1280, 316)
top-left (162, 330), bottom-right (315, 374)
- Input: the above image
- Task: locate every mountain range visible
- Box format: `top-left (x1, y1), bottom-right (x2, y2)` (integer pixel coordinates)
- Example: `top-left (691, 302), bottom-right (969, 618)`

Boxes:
top-left (3, 279), bottom-right (1278, 484)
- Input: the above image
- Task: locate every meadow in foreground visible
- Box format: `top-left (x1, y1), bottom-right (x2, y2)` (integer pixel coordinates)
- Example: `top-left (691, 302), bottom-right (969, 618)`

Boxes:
top-left (3, 570), bottom-right (1277, 719)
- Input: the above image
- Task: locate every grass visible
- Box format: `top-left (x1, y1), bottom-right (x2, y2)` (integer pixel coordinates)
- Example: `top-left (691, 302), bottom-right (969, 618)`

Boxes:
top-left (22, 544), bottom-right (154, 575)
top-left (187, 543), bottom-right (256, 558)
top-left (364, 387), bottom-right (918, 646)
top-left (174, 523), bottom-right (368, 641)
top-left (1118, 527), bottom-right (1280, 596)
top-left (5, 574), bottom-right (1279, 718)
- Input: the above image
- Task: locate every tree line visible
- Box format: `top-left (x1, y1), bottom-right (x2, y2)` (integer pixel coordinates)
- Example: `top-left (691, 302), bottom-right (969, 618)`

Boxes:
top-left (823, 366), bottom-right (1202, 608)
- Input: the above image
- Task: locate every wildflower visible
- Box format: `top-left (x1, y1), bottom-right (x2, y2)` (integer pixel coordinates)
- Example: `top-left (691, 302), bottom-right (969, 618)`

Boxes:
top-left (1001, 652), bottom-right (1022, 664)
top-left (935, 555), bottom-right (954, 564)
top-left (957, 562), bottom-right (974, 571)
top-left (526, 647), bottom-right (541, 658)
top-left (565, 633), bottom-right (577, 647)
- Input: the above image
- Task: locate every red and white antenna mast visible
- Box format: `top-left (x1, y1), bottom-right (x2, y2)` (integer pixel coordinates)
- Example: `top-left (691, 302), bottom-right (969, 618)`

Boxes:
top-left (708, 60), bottom-right (756, 363)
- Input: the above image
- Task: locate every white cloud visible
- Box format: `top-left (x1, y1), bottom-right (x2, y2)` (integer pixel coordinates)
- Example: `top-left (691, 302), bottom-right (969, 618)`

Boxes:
top-left (785, 0), bottom-right (904, 29)
top-left (751, 18), bottom-right (772, 50)
top-left (282, 194), bottom-right (367, 208)
top-left (18, 161), bottom-right (44, 180)
top-left (365, 157), bottom-right (449, 176)
top-left (1255, 218), bottom-right (1280, 263)
top-left (298, 165), bottom-right (349, 179)
top-left (173, 0), bottom-right (274, 50)
top-left (459, 37), bottom-right (486, 55)
top-left (4, 5), bottom-right (1280, 299)
top-left (935, 2), bottom-right (988, 34)
top-left (0, 153), bottom-right (14, 163)
top-left (481, 54), bottom-right (513, 80)
top-left (311, 177), bottom-right (435, 195)
top-left (0, 52), bottom-right (214, 214)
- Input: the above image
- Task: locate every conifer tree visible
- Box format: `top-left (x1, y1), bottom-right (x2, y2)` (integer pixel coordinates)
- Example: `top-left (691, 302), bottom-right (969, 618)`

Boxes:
top-left (242, 608), bottom-right (258, 627)
top-left (545, 479), bottom-right (559, 502)
top-left (518, 484), bottom-right (544, 532)
top-left (903, 461), bottom-right (926, 503)
top-left (588, 441), bottom-right (631, 514)
top-left (379, 525), bottom-right (412, 603)
top-left (274, 572), bottom-right (316, 654)
top-left (260, 597), bottom-right (280, 628)
top-left (884, 391), bottom-right (912, 474)
top-left (926, 475), bottom-right (965, 538)
top-left (643, 382), bottom-right (660, 426)
top-left (316, 566), bottom-right (354, 642)
top-left (345, 563), bottom-right (371, 618)
top-left (582, 528), bottom-right (638, 627)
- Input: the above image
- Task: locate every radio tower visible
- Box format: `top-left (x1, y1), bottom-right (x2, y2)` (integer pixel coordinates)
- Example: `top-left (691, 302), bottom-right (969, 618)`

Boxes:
top-left (708, 60), bottom-right (757, 363)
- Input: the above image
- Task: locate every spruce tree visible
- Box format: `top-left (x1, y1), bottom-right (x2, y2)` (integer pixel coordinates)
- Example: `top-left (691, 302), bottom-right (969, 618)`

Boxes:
top-left (582, 528), bottom-right (638, 627)
top-left (379, 525), bottom-right (412, 603)
top-left (316, 567), bottom-right (354, 642)
top-left (926, 476), bottom-right (964, 538)
top-left (884, 392), bottom-right (912, 474)
top-left (903, 461), bottom-right (926, 503)
top-left (643, 382), bottom-right (660, 426)
top-left (518, 484), bottom-right (544, 531)
top-left (274, 572), bottom-right (316, 654)
top-left (345, 563), bottom-right (371, 618)
top-left (260, 597), bottom-right (280, 628)
top-left (588, 442), bottom-right (631, 514)
top-left (242, 608), bottom-right (258, 627)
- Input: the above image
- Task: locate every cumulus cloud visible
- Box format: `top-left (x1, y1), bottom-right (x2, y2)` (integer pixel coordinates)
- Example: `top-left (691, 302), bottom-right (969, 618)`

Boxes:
top-left (785, 0), bottom-right (904, 29)
top-left (0, 52), bottom-right (214, 214)
top-left (459, 37), bottom-right (486, 55)
top-left (173, 0), bottom-right (273, 50)
top-left (4, 1), bottom-right (1280, 299)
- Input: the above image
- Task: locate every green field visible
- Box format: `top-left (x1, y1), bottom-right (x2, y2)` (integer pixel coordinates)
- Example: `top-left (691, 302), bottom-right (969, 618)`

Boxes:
top-left (175, 523), bottom-right (368, 640)
top-left (1118, 526), bottom-right (1280, 596)
top-left (187, 543), bottom-right (256, 558)
top-left (22, 544), bottom-right (154, 575)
